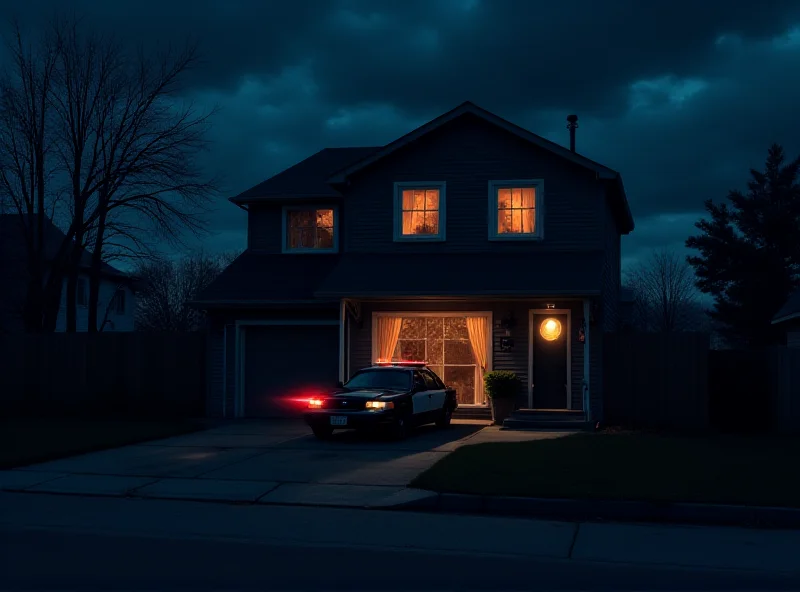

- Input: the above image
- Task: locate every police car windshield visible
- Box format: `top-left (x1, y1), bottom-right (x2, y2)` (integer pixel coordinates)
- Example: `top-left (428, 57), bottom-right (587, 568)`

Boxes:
top-left (345, 369), bottom-right (411, 391)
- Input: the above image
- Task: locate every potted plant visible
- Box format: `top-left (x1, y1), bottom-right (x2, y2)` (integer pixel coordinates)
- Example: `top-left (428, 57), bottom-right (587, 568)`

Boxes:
top-left (485, 370), bottom-right (518, 425)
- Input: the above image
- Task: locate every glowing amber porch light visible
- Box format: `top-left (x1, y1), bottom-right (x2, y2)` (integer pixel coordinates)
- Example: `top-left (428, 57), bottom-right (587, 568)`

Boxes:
top-left (539, 318), bottom-right (562, 341)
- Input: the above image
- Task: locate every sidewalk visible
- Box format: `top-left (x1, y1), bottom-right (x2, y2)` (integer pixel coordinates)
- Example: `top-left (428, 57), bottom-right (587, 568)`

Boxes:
top-left (2, 491), bottom-right (800, 576)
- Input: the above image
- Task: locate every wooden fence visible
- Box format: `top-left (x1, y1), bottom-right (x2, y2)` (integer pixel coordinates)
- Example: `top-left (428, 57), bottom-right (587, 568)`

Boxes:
top-left (0, 332), bottom-right (206, 418)
top-left (767, 346), bottom-right (800, 434)
top-left (603, 332), bottom-right (710, 431)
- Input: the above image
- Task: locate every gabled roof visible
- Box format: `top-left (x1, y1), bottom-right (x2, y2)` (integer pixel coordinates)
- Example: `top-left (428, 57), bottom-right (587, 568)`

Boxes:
top-left (230, 147), bottom-right (379, 204)
top-left (772, 287), bottom-right (800, 325)
top-left (327, 101), bottom-right (633, 234)
top-left (328, 101), bottom-right (619, 183)
top-left (0, 214), bottom-right (130, 279)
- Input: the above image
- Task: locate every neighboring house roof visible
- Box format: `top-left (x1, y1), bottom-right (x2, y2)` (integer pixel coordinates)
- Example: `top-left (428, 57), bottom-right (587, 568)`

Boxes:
top-left (230, 147), bottom-right (380, 204)
top-left (772, 287), bottom-right (800, 325)
top-left (0, 214), bottom-right (132, 280)
top-left (193, 251), bottom-right (604, 305)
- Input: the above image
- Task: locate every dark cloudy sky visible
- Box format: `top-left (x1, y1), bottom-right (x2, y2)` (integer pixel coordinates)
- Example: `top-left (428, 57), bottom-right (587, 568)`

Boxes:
top-left (6, 0), bottom-right (800, 271)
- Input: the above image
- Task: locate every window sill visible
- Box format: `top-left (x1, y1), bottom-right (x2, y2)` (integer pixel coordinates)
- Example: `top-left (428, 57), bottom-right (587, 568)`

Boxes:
top-left (393, 235), bottom-right (446, 243)
top-left (281, 248), bottom-right (339, 254)
top-left (488, 234), bottom-right (544, 241)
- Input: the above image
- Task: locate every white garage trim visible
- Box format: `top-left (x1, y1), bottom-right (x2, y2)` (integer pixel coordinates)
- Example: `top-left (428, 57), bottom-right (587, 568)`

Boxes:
top-left (233, 319), bottom-right (341, 418)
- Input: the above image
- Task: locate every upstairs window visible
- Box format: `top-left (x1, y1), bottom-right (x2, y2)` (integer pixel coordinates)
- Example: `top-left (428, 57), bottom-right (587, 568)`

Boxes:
top-left (113, 289), bottom-right (126, 315)
top-left (393, 182), bottom-right (446, 241)
top-left (488, 180), bottom-right (544, 240)
top-left (282, 206), bottom-right (338, 253)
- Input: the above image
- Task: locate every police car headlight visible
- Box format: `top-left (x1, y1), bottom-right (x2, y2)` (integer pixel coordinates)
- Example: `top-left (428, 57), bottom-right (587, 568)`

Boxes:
top-left (365, 401), bottom-right (394, 410)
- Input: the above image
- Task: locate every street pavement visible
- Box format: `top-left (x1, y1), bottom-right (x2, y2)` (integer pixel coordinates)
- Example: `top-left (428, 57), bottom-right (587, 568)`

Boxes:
top-left (2, 492), bottom-right (800, 590)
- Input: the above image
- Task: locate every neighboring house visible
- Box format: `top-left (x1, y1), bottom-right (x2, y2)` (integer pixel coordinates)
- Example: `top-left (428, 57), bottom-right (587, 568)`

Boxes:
top-left (772, 288), bottom-right (800, 348)
top-left (0, 214), bottom-right (137, 333)
top-left (193, 101), bottom-right (635, 420)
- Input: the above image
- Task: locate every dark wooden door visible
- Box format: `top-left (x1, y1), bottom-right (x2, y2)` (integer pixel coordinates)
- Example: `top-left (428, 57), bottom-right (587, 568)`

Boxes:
top-left (533, 314), bottom-right (568, 409)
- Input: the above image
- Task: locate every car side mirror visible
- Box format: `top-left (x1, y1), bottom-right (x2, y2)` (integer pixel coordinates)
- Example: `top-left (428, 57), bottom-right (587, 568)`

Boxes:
top-left (336, 380), bottom-right (344, 388)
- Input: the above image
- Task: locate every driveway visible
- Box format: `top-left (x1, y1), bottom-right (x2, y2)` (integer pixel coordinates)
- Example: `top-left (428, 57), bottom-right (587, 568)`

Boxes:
top-left (1, 419), bottom-right (562, 507)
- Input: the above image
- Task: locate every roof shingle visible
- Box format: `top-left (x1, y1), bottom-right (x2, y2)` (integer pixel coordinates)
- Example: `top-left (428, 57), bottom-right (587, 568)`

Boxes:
top-left (231, 147), bottom-right (379, 203)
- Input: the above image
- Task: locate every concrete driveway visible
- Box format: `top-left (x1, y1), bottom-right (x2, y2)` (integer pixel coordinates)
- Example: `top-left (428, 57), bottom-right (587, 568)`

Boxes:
top-left (2, 419), bottom-right (562, 507)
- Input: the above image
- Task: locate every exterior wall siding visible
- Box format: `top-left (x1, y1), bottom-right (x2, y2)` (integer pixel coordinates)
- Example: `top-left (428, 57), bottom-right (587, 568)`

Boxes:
top-left (788, 329), bottom-right (800, 348)
top-left (206, 321), bottom-right (225, 417)
top-left (342, 114), bottom-right (607, 255)
top-left (348, 299), bottom-right (588, 411)
top-left (54, 275), bottom-right (136, 332)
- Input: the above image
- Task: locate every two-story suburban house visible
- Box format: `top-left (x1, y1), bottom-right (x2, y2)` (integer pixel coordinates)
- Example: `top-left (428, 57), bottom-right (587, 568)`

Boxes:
top-left (0, 214), bottom-right (137, 333)
top-left (194, 102), bottom-right (635, 422)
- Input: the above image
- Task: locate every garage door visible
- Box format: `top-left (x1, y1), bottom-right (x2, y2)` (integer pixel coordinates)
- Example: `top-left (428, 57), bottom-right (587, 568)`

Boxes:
top-left (243, 324), bottom-right (340, 417)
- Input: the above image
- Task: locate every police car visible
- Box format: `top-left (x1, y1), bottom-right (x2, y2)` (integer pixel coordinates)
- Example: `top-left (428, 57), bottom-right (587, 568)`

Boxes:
top-left (304, 362), bottom-right (458, 439)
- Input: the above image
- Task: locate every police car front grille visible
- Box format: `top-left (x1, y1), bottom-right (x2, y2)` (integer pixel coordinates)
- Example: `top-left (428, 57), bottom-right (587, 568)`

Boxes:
top-left (324, 399), bottom-right (366, 410)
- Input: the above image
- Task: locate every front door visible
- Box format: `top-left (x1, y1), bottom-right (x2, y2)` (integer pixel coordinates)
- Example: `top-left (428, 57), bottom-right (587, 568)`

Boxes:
top-left (532, 313), bottom-right (568, 409)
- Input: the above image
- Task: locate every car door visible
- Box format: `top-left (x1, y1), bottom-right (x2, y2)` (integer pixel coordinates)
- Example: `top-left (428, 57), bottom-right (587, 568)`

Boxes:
top-left (421, 369), bottom-right (446, 413)
top-left (411, 371), bottom-right (431, 415)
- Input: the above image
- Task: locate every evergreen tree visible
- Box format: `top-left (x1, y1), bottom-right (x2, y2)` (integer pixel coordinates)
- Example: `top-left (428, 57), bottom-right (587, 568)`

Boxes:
top-left (686, 144), bottom-right (800, 348)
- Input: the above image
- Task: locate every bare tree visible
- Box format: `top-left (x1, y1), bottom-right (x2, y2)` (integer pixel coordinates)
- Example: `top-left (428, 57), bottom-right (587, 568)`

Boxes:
top-left (135, 250), bottom-right (238, 332)
top-left (625, 249), bottom-right (700, 332)
top-left (0, 22), bottom-right (68, 332)
top-left (49, 20), bottom-right (217, 332)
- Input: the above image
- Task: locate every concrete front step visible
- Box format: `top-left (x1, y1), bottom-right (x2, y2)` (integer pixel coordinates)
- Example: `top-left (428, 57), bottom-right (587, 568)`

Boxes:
top-left (453, 406), bottom-right (492, 420)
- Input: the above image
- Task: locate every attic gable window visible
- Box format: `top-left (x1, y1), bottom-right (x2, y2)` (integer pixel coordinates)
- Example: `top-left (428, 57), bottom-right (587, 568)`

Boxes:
top-left (393, 182), bottom-right (446, 242)
top-left (282, 206), bottom-right (338, 253)
top-left (488, 179), bottom-right (544, 240)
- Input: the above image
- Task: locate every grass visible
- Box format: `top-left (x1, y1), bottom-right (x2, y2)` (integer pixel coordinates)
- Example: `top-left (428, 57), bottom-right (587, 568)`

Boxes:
top-left (0, 417), bottom-right (206, 469)
top-left (410, 431), bottom-right (800, 508)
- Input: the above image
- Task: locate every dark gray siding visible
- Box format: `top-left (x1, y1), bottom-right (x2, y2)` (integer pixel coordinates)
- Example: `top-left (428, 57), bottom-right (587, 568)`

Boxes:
top-left (342, 114), bottom-right (606, 255)
top-left (247, 204), bottom-right (283, 252)
top-left (601, 190), bottom-right (622, 333)
top-left (206, 321), bottom-right (225, 417)
top-left (348, 299), bottom-right (588, 411)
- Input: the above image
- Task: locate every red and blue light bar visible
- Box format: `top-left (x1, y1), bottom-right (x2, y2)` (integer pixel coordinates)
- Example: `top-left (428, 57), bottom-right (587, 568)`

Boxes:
top-left (373, 359), bottom-right (428, 368)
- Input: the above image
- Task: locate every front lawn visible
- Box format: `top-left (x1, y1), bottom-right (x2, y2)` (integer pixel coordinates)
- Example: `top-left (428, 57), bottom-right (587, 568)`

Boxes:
top-left (410, 431), bottom-right (800, 508)
top-left (0, 417), bottom-right (206, 469)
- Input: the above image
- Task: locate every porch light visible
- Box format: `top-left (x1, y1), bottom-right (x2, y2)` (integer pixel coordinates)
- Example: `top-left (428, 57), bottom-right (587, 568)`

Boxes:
top-left (540, 318), bottom-right (562, 341)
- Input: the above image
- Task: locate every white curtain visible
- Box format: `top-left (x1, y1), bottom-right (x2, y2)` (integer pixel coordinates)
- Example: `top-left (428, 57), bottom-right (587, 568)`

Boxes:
top-left (466, 316), bottom-right (489, 404)
top-left (376, 317), bottom-right (403, 362)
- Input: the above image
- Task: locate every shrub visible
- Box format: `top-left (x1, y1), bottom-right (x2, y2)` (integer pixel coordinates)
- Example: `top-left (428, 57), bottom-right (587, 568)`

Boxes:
top-left (484, 371), bottom-right (519, 400)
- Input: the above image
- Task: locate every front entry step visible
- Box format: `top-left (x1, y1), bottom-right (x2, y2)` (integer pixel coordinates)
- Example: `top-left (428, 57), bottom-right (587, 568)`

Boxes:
top-left (453, 406), bottom-right (492, 421)
top-left (502, 408), bottom-right (592, 430)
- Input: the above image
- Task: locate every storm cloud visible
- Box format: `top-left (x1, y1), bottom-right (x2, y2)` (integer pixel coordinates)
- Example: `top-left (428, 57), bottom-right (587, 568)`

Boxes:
top-left (4, 0), bottom-right (800, 264)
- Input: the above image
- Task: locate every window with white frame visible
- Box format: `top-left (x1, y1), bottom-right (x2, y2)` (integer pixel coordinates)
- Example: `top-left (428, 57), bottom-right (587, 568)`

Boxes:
top-left (283, 207), bottom-right (337, 252)
top-left (488, 180), bottom-right (543, 240)
top-left (393, 182), bottom-right (446, 241)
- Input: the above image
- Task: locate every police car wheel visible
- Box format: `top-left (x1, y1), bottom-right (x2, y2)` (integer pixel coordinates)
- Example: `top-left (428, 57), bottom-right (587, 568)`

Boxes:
top-left (435, 406), bottom-right (452, 428)
top-left (389, 417), bottom-right (408, 440)
top-left (312, 425), bottom-right (334, 439)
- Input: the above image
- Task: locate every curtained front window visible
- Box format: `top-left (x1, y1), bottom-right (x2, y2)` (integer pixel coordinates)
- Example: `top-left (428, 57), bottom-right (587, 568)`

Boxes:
top-left (374, 314), bottom-right (490, 405)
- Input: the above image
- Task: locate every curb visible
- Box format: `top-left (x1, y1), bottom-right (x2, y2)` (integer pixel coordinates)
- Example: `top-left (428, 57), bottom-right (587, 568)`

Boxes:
top-left (393, 490), bottom-right (800, 530)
